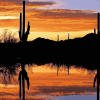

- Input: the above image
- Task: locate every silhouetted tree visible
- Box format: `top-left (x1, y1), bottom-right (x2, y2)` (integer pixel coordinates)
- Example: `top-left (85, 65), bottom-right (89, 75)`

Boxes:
top-left (0, 64), bottom-right (19, 85)
top-left (0, 30), bottom-right (19, 43)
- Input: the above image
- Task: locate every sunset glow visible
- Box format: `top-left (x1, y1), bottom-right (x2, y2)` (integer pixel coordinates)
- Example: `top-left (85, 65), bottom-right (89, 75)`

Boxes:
top-left (0, 0), bottom-right (98, 41)
top-left (0, 0), bottom-right (99, 99)
top-left (0, 64), bottom-right (98, 100)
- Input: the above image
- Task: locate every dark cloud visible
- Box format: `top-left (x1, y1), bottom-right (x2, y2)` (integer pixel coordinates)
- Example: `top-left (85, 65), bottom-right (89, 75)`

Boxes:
top-left (32, 9), bottom-right (97, 19)
top-left (25, 1), bottom-right (56, 6)
top-left (0, 0), bottom-right (23, 4)
top-left (0, 92), bottom-right (13, 96)
top-left (30, 86), bottom-right (97, 95)
top-left (0, 7), bottom-right (22, 12)
top-left (44, 12), bottom-right (95, 19)
top-left (0, 0), bottom-right (56, 6)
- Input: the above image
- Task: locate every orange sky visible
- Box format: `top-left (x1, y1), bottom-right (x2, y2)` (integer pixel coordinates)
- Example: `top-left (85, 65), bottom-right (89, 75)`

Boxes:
top-left (0, 0), bottom-right (98, 41)
top-left (0, 64), bottom-right (97, 100)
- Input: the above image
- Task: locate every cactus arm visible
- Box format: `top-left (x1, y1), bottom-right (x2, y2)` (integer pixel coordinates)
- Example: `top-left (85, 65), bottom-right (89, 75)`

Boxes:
top-left (19, 13), bottom-right (22, 41)
top-left (26, 21), bottom-right (30, 35)
top-left (93, 74), bottom-right (97, 87)
top-left (23, 1), bottom-right (25, 36)
top-left (19, 31), bottom-right (22, 41)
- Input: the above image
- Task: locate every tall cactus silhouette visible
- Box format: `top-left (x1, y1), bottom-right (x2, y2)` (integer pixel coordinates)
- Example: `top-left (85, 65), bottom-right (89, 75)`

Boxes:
top-left (19, 1), bottom-right (30, 42)
top-left (57, 65), bottom-right (58, 76)
top-left (18, 1), bottom-right (30, 100)
top-left (94, 28), bottom-right (96, 34)
top-left (97, 12), bottom-right (99, 100)
top-left (68, 65), bottom-right (69, 75)
top-left (57, 34), bottom-right (59, 76)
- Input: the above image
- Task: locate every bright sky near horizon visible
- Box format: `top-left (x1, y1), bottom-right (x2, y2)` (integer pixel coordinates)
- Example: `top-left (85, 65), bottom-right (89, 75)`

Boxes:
top-left (0, 0), bottom-right (99, 41)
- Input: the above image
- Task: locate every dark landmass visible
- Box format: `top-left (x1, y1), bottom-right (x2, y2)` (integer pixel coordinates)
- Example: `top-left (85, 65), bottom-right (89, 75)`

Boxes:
top-left (0, 33), bottom-right (99, 70)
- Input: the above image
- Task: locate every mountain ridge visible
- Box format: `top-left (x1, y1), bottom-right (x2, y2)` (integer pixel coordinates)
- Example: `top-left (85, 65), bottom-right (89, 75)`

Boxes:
top-left (0, 32), bottom-right (99, 70)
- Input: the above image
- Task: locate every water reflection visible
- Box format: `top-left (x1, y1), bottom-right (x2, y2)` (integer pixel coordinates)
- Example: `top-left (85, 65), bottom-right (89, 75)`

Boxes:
top-left (0, 63), bottom-right (21, 85)
top-left (0, 63), bottom-right (98, 100)
top-left (18, 62), bottom-right (30, 99)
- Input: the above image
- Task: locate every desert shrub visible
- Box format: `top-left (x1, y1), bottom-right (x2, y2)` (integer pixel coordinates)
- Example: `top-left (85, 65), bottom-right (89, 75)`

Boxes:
top-left (0, 29), bottom-right (19, 43)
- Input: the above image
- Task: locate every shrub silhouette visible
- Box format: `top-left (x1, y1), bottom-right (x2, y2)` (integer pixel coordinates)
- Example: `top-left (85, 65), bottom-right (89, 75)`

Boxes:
top-left (0, 29), bottom-right (19, 43)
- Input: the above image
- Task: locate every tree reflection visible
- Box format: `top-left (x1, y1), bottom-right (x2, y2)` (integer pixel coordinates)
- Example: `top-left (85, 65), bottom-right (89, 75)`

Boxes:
top-left (0, 63), bottom-right (20, 85)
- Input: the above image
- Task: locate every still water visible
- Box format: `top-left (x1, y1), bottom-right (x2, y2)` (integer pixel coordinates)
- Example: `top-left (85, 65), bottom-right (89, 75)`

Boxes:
top-left (0, 63), bottom-right (98, 100)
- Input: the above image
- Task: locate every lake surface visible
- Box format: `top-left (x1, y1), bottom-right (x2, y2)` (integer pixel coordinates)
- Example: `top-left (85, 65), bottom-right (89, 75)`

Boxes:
top-left (0, 63), bottom-right (98, 100)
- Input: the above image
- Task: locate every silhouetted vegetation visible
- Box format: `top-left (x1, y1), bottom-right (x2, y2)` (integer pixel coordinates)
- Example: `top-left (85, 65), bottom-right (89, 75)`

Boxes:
top-left (94, 28), bottom-right (96, 34)
top-left (0, 63), bottom-right (20, 84)
top-left (18, 2), bottom-right (30, 42)
top-left (0, 32), bottom-right (98, 71)
top-left (0, 2), bottom-right (99, 99)
top-left (0, 29), bottom-right (19, 43)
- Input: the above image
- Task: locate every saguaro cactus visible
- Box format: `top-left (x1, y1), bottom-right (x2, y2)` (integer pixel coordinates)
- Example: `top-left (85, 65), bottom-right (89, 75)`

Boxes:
top-left (68, 65), bottom-right (69, 75)
top-left (94, 28), bottom-right (96, 34)
top-left (18, 1), bottom-right (30, 100)
top-left (97, 12), bottom-right (99, 100)
top-left (19, 1), bottom-right (30, 42)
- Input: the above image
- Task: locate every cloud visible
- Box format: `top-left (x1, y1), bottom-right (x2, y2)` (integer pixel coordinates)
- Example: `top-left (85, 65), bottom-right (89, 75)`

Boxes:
top-left (28, 9), bottom-right (97, 19)
top-left (51, 9), bottom-right (97, 13)
top-left (30, 86), bottom-right (97, 95)
top-left (0, 0), bottom-right (97, 33)
top-left (0, 8), bottom-right (97, 32)
top-left (0, 0), bottom-right (56, 8)
top-left (25, 1), bottom-right (56, 6)
top-left (0, 16), bottom-right (19, 19)
top-left (25, 9), bottom-right (97, 32)
top-left (46, 0), bottom-right (66, 9)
